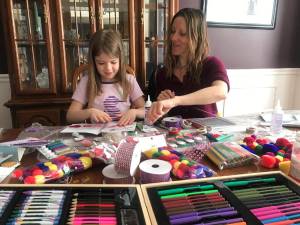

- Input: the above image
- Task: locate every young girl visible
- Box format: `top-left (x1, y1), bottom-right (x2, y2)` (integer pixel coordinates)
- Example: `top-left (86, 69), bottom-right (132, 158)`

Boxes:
top-left (67, 30), bottom-right (145, 126)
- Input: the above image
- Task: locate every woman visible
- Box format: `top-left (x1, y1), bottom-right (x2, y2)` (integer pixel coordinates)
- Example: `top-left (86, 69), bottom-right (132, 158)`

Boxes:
top-left (147, 8), bottom-right (230, 123)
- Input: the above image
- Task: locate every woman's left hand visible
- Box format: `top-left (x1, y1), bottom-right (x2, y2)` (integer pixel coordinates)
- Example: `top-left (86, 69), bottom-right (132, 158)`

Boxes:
top-left (117, 109), bottom-right (137, 126)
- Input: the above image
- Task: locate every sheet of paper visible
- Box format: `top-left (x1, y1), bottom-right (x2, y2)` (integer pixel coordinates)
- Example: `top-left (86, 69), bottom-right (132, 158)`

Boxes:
top-left (60, 122), bottom-right (137, 134)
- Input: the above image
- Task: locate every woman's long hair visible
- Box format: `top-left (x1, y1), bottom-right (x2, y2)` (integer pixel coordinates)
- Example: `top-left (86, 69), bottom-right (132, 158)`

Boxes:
top-left (165, 8), bottom-right (209, 83)
top-left (87, 29), bottom-right (131, 108)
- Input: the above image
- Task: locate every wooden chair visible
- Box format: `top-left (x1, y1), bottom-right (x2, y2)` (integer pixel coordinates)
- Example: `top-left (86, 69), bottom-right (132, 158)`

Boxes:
top-left (72, 64), bottom-right (135, 91)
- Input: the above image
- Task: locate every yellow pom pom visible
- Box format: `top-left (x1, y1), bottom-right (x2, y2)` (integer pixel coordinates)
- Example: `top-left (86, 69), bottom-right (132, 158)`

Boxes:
top-left (144, 148), bottom-right (158, 158)
top-left (48, 164), bottom-right (58, 171)
top-left (275, 155), bottom-right (284, 162)
top-left (80, 156), bottom-right (93, 169)
top-left (34, 175), bottom-right (45, 184)
top-left (160, 150), bottom-right (171, 156)
top-left (44, 162), bottom-right (53, 166)
top-left (181, 159), bottom-right (190, 165)
top-left (279, 161), bottom-right (291, 175)
top-left (173, 161), bottom-right (181, 170)
top-left (57, 169), bottom-right (65, 178)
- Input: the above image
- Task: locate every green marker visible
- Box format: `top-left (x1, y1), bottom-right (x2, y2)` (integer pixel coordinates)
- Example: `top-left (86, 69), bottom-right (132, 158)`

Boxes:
top-left (160, 189), bottom-right (218, 199)
top-left (224, 177), bottom-right (276, 187)
top-left (158, 184), bottom-right (214, 196)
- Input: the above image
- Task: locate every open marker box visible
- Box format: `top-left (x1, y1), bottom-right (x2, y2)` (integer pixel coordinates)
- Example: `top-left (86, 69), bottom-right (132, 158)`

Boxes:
top-left (0, 184), bottom-right (150, 225)
top-left (141, 171), bottom-right (300, 225)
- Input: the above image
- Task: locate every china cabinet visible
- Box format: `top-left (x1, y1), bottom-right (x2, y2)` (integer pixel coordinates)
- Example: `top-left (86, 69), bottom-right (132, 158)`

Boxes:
top-left (1, 0), bottom-right (178, 128)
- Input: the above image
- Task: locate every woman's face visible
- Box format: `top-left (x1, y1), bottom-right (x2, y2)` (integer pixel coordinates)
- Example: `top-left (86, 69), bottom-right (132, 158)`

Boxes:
top-left (94, 53), bottom-right (120, 81)
top-left (170, 16), bottom-right (189, 59)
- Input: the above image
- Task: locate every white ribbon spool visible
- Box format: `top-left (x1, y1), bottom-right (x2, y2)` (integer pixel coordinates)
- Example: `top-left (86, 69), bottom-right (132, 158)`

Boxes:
top-left (139, 159), bottom-right (172, 184)
top-left (102, 164), bottom-right (135, 184)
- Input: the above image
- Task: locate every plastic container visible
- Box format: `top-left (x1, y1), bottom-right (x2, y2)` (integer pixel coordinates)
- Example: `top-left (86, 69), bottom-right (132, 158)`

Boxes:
top-left (144, 95), bottom-right (152, 125)
top-left (270, 100), bottom-right (283, 134)
top-left (290, 132), bottom-right (300, 181)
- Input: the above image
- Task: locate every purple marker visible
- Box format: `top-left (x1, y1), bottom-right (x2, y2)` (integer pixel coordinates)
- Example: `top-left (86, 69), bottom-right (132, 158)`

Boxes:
top-left (170, 210), bottom-right (239, 225)
top-left (169, 206), bottom-right (235, 220)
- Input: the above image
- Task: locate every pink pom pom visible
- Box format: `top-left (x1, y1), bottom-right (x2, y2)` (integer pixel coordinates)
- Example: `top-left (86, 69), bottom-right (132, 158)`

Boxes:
top-left (24, 176), bottom-right (36, 184)
top-left (276, 137), bottom-right (291, 147)
top-left (260, 155), bottom-right (276, 169)
top-left (12, 169), bottom-right (23, 178)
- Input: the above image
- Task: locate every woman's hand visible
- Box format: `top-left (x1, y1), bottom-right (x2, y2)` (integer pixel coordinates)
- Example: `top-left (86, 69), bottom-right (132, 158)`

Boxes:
top-left (157, 89), bottom-right (175, 101)
top-left (146, 98), bottom-right (176, 124)
top-left (117, 109), bottom-right (137, 126)
top-left (88, 108), bottom-right (112, 123)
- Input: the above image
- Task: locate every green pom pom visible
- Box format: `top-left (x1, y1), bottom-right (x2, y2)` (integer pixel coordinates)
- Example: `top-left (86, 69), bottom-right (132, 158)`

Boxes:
top-left (255, 145), bottom-right (263, 155)
top-left (152, 151), bottom-right (162, 158)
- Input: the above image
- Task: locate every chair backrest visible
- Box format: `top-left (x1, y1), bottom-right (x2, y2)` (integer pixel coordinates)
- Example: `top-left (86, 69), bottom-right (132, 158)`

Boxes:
top-left (72, 64), bottom-right (135, 91)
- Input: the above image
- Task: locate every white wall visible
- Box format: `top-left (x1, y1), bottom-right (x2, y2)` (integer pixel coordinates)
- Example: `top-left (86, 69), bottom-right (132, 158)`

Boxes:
top-left (221, 68), bottom-right (300, 116)
top-left (0, 74), bottom-right (12, 128)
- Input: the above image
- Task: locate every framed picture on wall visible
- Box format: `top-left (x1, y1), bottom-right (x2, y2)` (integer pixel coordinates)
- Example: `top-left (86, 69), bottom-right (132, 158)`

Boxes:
top-left (203, 0), bottom-right (278, 29)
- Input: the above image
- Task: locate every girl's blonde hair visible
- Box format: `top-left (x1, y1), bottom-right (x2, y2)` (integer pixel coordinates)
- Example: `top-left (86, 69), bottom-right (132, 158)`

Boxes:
top-left (165, 8), bottom-right (209, 83)
top-left (87, 29), bottom-right (131, 107)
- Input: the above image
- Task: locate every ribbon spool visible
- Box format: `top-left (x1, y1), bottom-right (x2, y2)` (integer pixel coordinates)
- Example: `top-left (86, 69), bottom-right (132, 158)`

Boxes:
top-left (114, 140), bottom-right (141, 176)
top-left (102, 164), bottom-right (135, 184)
top-left (162, 117), bottom-right (182, 128)
top-left (139, 159), bottom-right (172, 184)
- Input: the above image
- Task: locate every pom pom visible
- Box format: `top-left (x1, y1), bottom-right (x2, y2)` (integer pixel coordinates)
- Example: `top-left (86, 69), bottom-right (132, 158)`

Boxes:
top-left (279, 160), bottom-right (291, 175)
top-left (243, 136), bottom-right (255, 144)
top-left (24, 176), bottom-right (36, 184)
top-left (260, 155), bottom-right (276, 168)
top-left (276, 138), bottom-right (291, 148)
top-left (34, 175), bottom-right (45, 184)
top-left (12, 169), bottom-right (23, 178)
top-left (262, 144), bottom-right (279, 154)
top-left (79, 156), bottom-right (92, 169)
top-left (160, 150), bottom-right (170, 156)
top-left (32, 169), bottom-right (43, 176)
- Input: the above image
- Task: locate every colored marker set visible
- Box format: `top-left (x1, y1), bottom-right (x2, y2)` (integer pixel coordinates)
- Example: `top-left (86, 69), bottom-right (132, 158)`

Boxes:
top-left (142, 171), bottom-right (300, 225)
top-left (206, 142), bottom-right (257, 170)
top-left (0, 185), bottom-right (148, 225)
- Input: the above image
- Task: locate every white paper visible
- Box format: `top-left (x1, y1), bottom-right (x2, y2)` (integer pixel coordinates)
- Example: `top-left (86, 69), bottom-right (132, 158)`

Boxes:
top-left (61, 122), bottom-right (137, 135)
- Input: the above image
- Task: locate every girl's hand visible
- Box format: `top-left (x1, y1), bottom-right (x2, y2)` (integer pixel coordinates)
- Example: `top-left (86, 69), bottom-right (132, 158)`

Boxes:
top-left (88, 108), bottom-right (112, 123)
top-left (147, 98), bottom-right (176, 123)
top-left (117, 109), bottom-right (137, 126)
top-left (157, 89), bottom-right (175, 101)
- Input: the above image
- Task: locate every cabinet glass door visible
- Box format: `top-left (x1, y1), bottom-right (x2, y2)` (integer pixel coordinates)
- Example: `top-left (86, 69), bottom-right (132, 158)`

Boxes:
top-left (142, 0), bottom-right (170, 88)
top-left (10, 0), bottom-right (55, 93)
top-left (57, 0), bottom-right (95, 92)
top-left (99, 0), bottom-right (131, 65)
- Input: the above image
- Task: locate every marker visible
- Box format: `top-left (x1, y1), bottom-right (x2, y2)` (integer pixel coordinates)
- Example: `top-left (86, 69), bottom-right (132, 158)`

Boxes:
top-left (169, 206), bottom-right (236, 220)
top-left (262, 213), bottom-right (300, 224)
top-left (160, 189), bottom-right (218, 199)
top-left (224, 177), bottom-right (276, 187)
top-left (257, 208), bottom-right (300, 220)
top-left (251, 201), bottom-right (300, 214)
top-left (170, 210), bottom-right (239, 225)
top-left (158, 184), bottom-right (214, 196)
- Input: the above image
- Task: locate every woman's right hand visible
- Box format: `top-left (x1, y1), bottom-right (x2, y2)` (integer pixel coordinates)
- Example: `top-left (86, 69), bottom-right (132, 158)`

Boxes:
top-left (88, 108), bottom-right (112, 123)
top-left (157, 89), bottom-right (175, 101)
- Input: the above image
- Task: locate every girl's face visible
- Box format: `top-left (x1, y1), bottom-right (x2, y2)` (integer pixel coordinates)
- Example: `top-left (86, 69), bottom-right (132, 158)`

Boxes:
top-left (94, 53), bottom-right (120, 81)
top-left (170, 16), bottom-right (189, 59)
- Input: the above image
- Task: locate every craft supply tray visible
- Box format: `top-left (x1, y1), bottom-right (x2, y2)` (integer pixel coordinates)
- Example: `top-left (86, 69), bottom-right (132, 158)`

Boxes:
top-left (141, 171), bottom-right (300, 225)
top-left (0, 184), bottom-right (150, 225)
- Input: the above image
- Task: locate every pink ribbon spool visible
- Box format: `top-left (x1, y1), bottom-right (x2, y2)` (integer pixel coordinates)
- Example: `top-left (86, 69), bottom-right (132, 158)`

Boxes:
top-left (162, 117), bottom-right (182, 128)
top-left (114, 140), bottom-right (141, 176)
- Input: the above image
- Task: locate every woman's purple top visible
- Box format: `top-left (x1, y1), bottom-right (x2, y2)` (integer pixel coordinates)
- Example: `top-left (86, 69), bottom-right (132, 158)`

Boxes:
top-left (154, 56), bottom-right (230, 118)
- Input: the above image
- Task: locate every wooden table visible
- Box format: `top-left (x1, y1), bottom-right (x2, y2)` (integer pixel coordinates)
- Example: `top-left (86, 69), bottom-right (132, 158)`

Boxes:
top-left (0, 127), bottom-right (279, 185)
